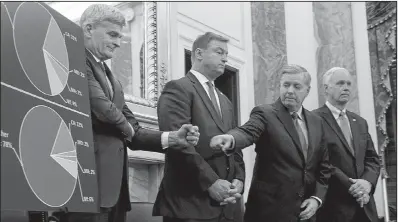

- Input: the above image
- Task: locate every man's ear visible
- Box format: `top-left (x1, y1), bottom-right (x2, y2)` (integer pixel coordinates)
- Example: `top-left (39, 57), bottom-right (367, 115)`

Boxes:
top-left (83, 24), bottom-right (93, 38)
top-left (195, 48), bottom-right (203, 61)
top-left (323, 84), bottom-right (328, 96)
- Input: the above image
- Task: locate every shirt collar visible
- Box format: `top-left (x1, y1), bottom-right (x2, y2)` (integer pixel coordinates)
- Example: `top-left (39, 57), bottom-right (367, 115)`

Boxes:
top-left (290, 106), bottom-right (304, 120)
top-left (87, 49), bottom-right (101, 63)
top-left (325, 101), bottom-right (347, 119)
top-left (190, 70), bottom-right (214, 86)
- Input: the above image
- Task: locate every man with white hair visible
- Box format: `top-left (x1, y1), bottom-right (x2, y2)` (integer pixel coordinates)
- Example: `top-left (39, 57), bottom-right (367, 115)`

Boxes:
top-left (314, 67), bottom-right (380, 222)
top-left (61, 4), bottom-right (200, 222)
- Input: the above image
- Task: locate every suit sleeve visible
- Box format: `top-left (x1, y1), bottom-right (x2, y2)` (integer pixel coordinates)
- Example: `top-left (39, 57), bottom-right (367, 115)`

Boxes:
top-left (228, 106), bottom-right (267, 149)
top-left (313, 121), bottom-right (332, 202)
top-left (122, 102), bottom-right (162, 153)
top-left (233, 149), bottom-right (245, 192)
top-left (157, 80), bottom-right (219, 191)
top-left (86, 59), bottom-right (133, 140)
top-left (229, 108), bottom-right (245, 189)
top-left (361, 121), bottom-right (381, 194)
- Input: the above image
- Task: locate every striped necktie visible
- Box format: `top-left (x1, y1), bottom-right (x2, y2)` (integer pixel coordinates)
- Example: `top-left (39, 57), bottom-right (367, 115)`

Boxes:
top-left (206, 81), bottom-right (222, 118)
top-left (292, 112), bottom-right (308, 160)
top-left (338, 111), bottom-right (354, 154)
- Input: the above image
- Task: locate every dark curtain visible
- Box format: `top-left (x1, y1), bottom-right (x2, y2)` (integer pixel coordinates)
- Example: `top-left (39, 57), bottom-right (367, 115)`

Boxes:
top-left (366, 2), bottom-right (397, 220)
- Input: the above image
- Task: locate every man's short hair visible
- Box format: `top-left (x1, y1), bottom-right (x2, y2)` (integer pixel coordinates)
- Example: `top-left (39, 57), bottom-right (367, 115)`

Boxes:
top-left (322, 67), bottom-right (350, 85)
top-left (80, 4), bottom-right (125, 28)
top-left (280, 64), bottom-right (311, 86)
top-left (191, 32), bottom-right (229, 61)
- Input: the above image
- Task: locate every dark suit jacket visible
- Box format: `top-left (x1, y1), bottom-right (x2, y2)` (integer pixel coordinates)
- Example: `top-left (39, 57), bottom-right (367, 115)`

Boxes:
top-left (314, 105), bottom-right (380, 222)
top-left (153, 72), bottom-right (245, 220)
top-left (228, 99), bottom-right (331, 222)
top-left (85, 49), bottom-right (163, 210)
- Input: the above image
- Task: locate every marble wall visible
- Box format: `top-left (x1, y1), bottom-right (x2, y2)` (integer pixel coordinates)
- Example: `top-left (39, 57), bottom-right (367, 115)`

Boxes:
top-left (128, 162), bottom-right (164, 203)
top-left (251, 2), bottom-right (287, 106)
top-left (313, 2), bottom-right (359, 113)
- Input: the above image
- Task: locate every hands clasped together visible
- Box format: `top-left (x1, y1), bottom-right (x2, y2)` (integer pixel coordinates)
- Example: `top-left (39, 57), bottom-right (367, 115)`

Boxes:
top-left (208, 179), bottom-right (243, 205)
top-left (348, 178), bottom-right (372, 208)
top-left (171, 128), bottom-right (243, 206)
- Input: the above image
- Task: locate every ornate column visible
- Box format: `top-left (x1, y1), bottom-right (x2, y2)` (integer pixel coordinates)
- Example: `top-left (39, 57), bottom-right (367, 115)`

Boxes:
top-left (313, 2), bottom-right (359, 113)
top-left (251, 2), bottom-right (287, 105)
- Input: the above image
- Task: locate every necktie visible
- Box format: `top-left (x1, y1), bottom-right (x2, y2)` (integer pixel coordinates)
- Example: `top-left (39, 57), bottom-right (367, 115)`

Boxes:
top-left (206, 81), bottom-right (222, 118)
top-left (292, 112), bottom-right (308, 160)
top-left (338, 112), bottom-right (354, 154)
top-left (99, 62), bottom-right (113, 99)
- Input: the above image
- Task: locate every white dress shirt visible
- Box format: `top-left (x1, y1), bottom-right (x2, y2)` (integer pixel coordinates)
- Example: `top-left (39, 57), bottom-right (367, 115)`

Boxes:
top-left (190, 70), bottom-right (222, 117)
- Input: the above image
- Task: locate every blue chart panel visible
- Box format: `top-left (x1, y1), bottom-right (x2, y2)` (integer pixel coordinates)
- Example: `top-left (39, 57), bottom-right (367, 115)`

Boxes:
top-left (1, 2), bottom-right (98, 213)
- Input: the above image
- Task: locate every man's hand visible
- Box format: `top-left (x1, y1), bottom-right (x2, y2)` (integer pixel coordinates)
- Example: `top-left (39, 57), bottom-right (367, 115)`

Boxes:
top-left (208, 179), bottom-right (232, 202)
top-left (348, 178), bottom-right (372, 198)
top-left (230, 179), bottom-right (244, 194)
top-left (356, 192), bottom-right (370, 208)
top-left (168, 124), bottom-right (200, 149)
top-left (299, 198), bottom-right (319, 220)
top-left (210, 134), bottom-right (234, 152)
top-left (220, 179), bottom-right (244, 205)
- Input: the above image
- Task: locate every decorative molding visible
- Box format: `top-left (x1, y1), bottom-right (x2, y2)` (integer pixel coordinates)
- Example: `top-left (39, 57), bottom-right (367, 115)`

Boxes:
top-left (124, 94), bottom-right (156, 108)
top-left (144, 2), bottom-right (159, 104)
top-left (176, 6), bottom-right (245, 50)
top-left (125, 2), bottom-right (159, 109)
top-left (159, 62), bottom-right (168, 92)
top-left (133, 112), bottom-right (158, 125)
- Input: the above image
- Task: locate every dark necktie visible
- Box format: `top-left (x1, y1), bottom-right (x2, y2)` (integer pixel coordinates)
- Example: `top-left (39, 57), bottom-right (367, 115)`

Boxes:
top-left (99, 62), bottom-right (113, 99)
top-left (338, 112), bottom-right (354, 154)
top-left (292, 112), bottom-right (308, 160)
top-left (206, 81), bottom-right (222, 118)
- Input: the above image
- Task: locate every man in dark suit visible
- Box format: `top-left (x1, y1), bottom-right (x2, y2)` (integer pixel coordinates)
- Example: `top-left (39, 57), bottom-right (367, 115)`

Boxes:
top-left (61, 4), bottom-right (200, 222)
top-left (210, 65), bottom-right (331, 222)
top-left (153, 32), bottom-right (245, 222)
top-left (314, 67), bottom-right (380, 222)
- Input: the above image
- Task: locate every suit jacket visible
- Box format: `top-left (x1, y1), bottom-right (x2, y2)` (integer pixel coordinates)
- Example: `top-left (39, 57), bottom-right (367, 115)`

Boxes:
top-left (314, 105), bottom-right (380, 222)
top-left (85, 49), bottom-right (163, 210)
top-left (153, 72), bottom-right (245, 220)
top-left (228, 99), bottom-right (331, 222)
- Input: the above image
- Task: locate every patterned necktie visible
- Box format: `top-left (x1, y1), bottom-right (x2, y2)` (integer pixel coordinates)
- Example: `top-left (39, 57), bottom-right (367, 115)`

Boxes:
top-left (292, 112), bottom-right (308, 160)
top-left (206, 81), bottom-right (222, 118)
top-left (99, 62), bottom-right (113, 99)
top-left (338, 112), bottom-right (354, 154)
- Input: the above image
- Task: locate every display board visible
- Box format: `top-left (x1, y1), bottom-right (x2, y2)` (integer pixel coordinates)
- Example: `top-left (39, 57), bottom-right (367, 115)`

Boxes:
top-left (1, 2), bottom-right (99, 213)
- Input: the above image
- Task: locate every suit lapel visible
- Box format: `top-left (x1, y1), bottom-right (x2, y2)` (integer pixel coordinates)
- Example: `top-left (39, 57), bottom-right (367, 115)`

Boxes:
top-left (85, 49), bottom-right (112, 99)
top-left (274, 99), bottom-right (305, 162)
top-left (347, 112), bottom-right (360, 159)
top-left (319, 105), bottom-right (355, 158)
top-left (103, 63), bottom-right (118, 102)
top-left (303, 109), bottom-right (315, 162)
top-left (216, 89), bottom-right (233, 129)
top-left (187, 72), bottom-right (227, 133)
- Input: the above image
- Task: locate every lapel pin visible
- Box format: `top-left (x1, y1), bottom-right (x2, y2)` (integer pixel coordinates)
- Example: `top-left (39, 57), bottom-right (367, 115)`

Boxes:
top-left (353, 119), bottom-right (356, 122)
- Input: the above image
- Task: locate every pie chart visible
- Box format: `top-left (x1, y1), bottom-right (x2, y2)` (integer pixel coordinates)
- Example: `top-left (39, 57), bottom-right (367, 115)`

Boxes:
top-left (13, 2), bottom-right (69, 96)
top-left (19, 105), bottom-right (77, 207)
